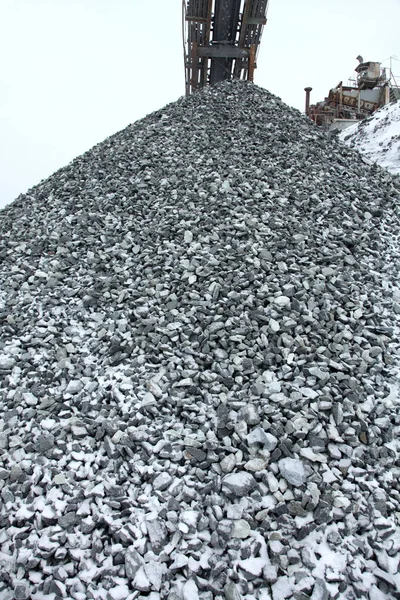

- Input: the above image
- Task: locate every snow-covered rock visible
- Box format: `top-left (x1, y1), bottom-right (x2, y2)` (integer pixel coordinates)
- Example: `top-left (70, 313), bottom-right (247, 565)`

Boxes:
top-left (340, 100), bottom-right (400, 175)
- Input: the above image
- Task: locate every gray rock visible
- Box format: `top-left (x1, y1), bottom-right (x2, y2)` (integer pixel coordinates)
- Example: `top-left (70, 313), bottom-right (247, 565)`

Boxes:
top-left (221, 454), bottom-right (236, 473)
top-left (125, 549), bottom-right (144, 579)
top-left (58, 512), bottom-right (79, 529)
top-left (264, 432), bottom-right (279, 451)
top-left (182, 580), bottom-right (200, 600)
top-left (274, 296), bottom-right (291, 308)
top-left (144, 561), bottom-right (164, 591)
top-left (372, 568), bottom-right (397, 587)
top-left (10, 465), bottom-right (26, 483)
top-left (37, 433), bottom-right (55, 453)
top-left (153, 472), bottom-right (173, 491)
top-left (224, 582), bottom-right (242, 600)
top-left (133, 566), bottom-right (151, 592)
top-left (246, 427), bottom-right (277, 451)
top-left (146, 518), bottom-right (168, 554)
top-left (232, 519), bottom-right (251, 538)
top-left (244, 457), bottom-right (268, 472)
top-left (14, 583), bottom-right (30, 600)
top-left (71, 424), bottom-right (87, 438)
top-left (222, 472), bottom-right (258, 497)
top-left (239, 404), bottom-right (260, 425)
top-left (310, 578), bottom-right (329, 600)
top-left (314, 501), bottom-right (332, 525)
top-left (65, 379), bottom-right (84, 394)
top-left (278, 458), bottom-right (307, 487)
top-left (264, 564), bottom-right (278, 583)
top-left (0, 355), bottom-right (15, 370)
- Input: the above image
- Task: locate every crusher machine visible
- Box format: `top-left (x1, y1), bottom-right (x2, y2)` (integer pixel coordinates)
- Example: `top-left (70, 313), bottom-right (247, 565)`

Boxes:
top-left (305, 57), bottom-right (400, 131)
top-left (183, 0), bottom-right (270, 95)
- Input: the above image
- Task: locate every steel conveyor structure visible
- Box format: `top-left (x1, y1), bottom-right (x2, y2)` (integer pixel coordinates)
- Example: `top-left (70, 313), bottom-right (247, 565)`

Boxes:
top-left (183, 0), bottom-right (269, 95)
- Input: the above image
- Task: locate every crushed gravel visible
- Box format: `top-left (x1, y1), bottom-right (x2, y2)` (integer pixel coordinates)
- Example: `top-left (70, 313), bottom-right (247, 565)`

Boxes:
top-left (1, 80), bottom-right (400, 600)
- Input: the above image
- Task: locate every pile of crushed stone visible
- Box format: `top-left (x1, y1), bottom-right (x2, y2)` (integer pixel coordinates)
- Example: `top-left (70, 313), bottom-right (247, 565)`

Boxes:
top-left (1, 81), bottom-right (400, 600)
top-left (339, 100), bottom-right (400, 176)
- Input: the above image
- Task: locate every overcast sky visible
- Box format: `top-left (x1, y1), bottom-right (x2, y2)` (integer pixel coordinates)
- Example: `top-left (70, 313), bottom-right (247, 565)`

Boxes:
top-left (1, 0), bottom-right (399, 210)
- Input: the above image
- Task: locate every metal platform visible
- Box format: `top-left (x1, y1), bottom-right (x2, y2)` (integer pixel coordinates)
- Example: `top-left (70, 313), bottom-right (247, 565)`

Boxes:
top-left (183, 0), bottom-right (269, 95)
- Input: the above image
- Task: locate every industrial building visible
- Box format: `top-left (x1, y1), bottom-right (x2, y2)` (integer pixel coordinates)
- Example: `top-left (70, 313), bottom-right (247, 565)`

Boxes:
top-left (305, 57), bottom-right (400, 132)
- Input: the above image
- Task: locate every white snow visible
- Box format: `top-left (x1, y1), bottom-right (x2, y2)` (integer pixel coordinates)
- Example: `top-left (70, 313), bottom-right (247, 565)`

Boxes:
top-left (182, 580), bottom-right (200, 600)
top-left (271, 576), bottom-right (294, 599)
top-left (239, 557), bottom-right (267, 577)
top-left (339, 100), bottom-right (400, 175)
top-left (107, 584), bottom-right (130, 600)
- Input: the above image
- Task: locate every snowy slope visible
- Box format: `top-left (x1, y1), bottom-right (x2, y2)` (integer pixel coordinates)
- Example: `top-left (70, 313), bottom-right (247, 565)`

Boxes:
top-left (339, 100), bottom-right (400, 176)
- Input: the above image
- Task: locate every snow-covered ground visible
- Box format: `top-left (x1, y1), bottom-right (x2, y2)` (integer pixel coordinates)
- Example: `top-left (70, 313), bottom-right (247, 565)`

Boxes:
top-left (339, 100), bottom-right (400, 176)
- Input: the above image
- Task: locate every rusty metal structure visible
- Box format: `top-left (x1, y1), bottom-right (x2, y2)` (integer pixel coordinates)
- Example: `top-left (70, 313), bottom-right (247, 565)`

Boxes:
top-left (183, 0), bottom-right (269, 95)
top-left (305, 58), bottom-right (400, 131)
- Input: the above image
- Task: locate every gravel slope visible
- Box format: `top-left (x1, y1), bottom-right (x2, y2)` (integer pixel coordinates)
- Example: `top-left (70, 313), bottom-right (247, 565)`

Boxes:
top-left (1, 81), bottom-right (400, 600)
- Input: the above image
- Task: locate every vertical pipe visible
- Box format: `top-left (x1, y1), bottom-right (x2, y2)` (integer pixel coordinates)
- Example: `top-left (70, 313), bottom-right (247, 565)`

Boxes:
top-left (248, 44), bottom-right (256, 81)
top-left (201, 0), bottom-right (213, 87)
top-left (192, 41), bottom-right (199, 91)
top-left (383, 85), bottom-right (390, 105)
top-left (304, 87), bottom-right (312, 116)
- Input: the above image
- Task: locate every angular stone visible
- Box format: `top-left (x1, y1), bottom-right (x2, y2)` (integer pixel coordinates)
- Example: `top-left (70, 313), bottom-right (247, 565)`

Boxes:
top-left (274, 296), bottom-right (291, 308)
top-left (232, 519), bottom-right (251, 539)
top-left (278, 458), bottom-right (307, 487)
top-left (14, 583), bottom-right (30, 600)
top-left (221, 454), bottom-right (236, 473)
top-left (133, 566), bottom-right (151, 592)
top-left (182, 580), bottom-right (200, 600)
top-left (244, 456), bottom-right (268, 472)
top-left (271, 576), bottom-right (293, 599)
top-left (37, 433), bottom-right (55, 453)
top-left (58, 512), bottom-right (79, 529)
top-left (239, 557), bottom-right (266, 578)
top-left (239, 404), bottom-right (260, 425)
top-left (0, 355), bottom-right (15, 369)
top-left (65, 380), bottom-right (83, 394)
top-left (224, 582), bottom-right (242, 600)
top-left (144, 561), bottom-right (164, 591)
top-left (222, 472), bottom-right (258, 497)
top-left (264, 564), bottom-right (278, 583)
top-left (125, 549), bottom-right (144, 579)
top-left (146, 518), bottom-right (168, 554)
top-left (310, 578), bottom-right (329, 600)
top-left (153, 472), bottom-right (173, 491)
top-left (184, 230), bottom-right (193, 243)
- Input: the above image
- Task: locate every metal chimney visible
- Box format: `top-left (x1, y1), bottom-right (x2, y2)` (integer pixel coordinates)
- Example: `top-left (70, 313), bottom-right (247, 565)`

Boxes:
top-left (304, 87), bottom-right (312, 116)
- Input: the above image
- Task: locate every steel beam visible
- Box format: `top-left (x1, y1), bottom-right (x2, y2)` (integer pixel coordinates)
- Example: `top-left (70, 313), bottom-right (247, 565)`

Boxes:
top-left (209, 0), bottom-right (242, 85)
top-left (183, 0), bottom-right (270, 94)
top-left (185, 16), bottom-right (208, 22)
top-left (248, 44), bottom-right (256, 82)
top-left (198, 46), bottom-right (250, 58)
top-left (247, 17), bottom-right (267, 25)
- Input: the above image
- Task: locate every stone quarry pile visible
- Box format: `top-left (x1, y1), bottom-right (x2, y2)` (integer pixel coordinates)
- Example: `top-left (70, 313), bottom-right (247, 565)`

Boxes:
top-left (1, 81), bottom-right (400, 600)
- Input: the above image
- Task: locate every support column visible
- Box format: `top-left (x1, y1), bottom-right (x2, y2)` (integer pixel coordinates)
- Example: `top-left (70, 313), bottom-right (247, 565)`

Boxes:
top-left (248, 44), bottom-right (256, 82)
